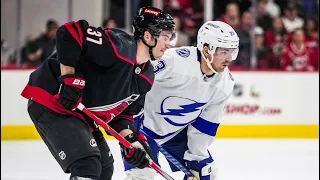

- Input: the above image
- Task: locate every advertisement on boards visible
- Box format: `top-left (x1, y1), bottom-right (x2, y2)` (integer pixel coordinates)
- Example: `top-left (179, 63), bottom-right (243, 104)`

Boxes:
top-left (221, 72), bottom-right (319, 125)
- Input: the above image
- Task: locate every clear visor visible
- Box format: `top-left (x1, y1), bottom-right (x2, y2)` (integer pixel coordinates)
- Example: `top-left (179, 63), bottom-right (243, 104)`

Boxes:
top-left (156, 31), bottom-right (177, 47)
top-left (214, 47), bottom-right (239, 60)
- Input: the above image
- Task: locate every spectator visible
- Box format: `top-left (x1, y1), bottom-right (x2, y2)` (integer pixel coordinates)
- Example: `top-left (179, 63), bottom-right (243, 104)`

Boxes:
top-left (213, 0), bottom-right (230, 21)
top-left (274, 0), bottom-right (288, 14)
top-left (219, 2), bottom-right (241, 28)
top-left (234, 0), bottom-right (252, 15)
top-left (189, 0), bottom-right (204, 25)
top-left (291, 0), bottom-right (309, 19)
top-left (165, 0), bottom-right (203, 27)
top-left (164, 0), bottom-right (186, 11)
top-left (110, 0), bottom-right (126, 28)
top-left (304, 16), bottom-right (319, 49)
top-left (213, 0), bottom-right (250, 21)
top-left (232, 11), bottom-right (254, 69)
top-left (281, 28), bottom-right (315, 71)
top-left (102, 18), bottom-right (118, 29)
top-left (254, 27), bottom-right (278, 68)
top-left (255, 0), bottom-right (273, 31)
top-left (20, 40), bottom-right (43, 67)
top-left (275, 0), bottom-right (307, 17)
top-left (264, 17), bottom-right (288, 60)
top-left (172, 16), bottom-right (189, 47)
top-left (35, 19), bottom-right (58, 63)
top-left (282, 3), bottom-right (304, 33)
top-left (1, 39), bottom-right (15, 66)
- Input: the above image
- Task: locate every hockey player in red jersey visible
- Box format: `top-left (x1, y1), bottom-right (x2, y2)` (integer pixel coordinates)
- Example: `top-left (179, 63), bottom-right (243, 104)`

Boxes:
top-left (21, 7), bottom-right (176, 180)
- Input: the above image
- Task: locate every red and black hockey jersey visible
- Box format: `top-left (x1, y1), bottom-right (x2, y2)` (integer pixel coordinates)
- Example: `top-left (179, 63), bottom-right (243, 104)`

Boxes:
top-left (21, 20), bottom-right (154, 132)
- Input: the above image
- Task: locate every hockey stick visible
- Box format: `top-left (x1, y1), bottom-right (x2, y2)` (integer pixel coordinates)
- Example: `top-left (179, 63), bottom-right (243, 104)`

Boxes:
top-left (139, 129), bottom-right (195, 178)
top-left (77, 103), bottom-right (175, 180)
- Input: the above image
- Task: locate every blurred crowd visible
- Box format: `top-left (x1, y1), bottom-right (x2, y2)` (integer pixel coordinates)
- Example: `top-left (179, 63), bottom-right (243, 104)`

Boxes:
top-left (164, 0), bottom-right (319, 71)
top-left (1, 19), bottom-right (58, 68)
top-left (1, 0), bottom-right (319, 71)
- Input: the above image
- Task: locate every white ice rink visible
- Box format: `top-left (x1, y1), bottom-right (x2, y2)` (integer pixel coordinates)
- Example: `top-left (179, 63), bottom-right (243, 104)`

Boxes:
top-left (1, 139), bottom-right (319, 180)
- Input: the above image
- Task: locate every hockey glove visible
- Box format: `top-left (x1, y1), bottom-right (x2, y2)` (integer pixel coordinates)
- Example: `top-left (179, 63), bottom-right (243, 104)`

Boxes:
top-left (184, 155), bottom-right (217, 180)
top-left (55, 74), bottom-right (85, 111)
top-left (120, 133), bottom-right (153, 169)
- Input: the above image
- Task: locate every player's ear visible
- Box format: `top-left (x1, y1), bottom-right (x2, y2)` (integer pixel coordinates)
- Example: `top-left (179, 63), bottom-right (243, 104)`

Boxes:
top-left (143, 31), bottom-right (152, 43)
top-left (203, 46), bottom-right (210, 57)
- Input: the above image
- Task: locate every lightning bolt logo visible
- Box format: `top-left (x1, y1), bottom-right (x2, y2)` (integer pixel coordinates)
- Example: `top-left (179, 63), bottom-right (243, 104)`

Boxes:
top-left (157, 102), bottom-right (206, 116)
top-left (157, 96), bottom-right (206, 126)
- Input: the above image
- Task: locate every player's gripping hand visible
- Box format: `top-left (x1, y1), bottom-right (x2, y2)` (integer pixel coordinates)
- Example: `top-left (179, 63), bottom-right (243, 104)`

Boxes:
top-left (184, 157), bottom-right (217, 180)
top-left (54, 74), bottom-right (85, 111)
top-left (121, 133), bottom-right (153, 169)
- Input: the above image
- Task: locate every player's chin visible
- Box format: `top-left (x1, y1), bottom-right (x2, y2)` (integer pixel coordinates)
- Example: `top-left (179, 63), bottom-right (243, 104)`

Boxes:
top-left (154, 52), bottom-right (164, 60)
top-left (218, 65), bottom-right (227, 72)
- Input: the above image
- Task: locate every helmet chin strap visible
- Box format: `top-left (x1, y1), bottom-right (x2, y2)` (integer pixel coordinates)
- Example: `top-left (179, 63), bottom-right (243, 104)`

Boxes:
top-left (200, 51), bottom-right (218, 74)
top-left (141, 37), bottom-right (157, 61)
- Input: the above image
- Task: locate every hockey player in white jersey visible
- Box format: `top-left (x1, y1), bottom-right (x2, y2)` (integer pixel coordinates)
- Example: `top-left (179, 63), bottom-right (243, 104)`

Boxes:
top-left (123, 21), bottom-right (239, 180)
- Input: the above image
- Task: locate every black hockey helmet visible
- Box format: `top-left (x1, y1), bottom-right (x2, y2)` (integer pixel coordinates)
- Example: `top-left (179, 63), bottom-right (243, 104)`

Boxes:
top-left (132, 7), bottom-right (176, 60)
top-left (133, 6), bottom-right (176, 40)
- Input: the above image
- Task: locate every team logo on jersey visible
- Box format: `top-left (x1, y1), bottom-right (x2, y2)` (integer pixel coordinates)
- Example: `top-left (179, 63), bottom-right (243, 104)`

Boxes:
top-left (88, 94), bottom-right (140, 124)
top-left (89, 139), bottom-right (97, 147)
top-left (59, 151), bottom-right (66, 160)
top-left (157, 96), bottom-right (206, 126)
top-left (135, 67), bottom-right (141, 74)
top-left (175, 48), bottom-right (190, 58)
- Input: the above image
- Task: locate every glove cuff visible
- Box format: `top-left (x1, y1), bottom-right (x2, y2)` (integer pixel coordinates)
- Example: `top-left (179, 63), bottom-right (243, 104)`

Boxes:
top-left (59, 74), bottom-right (85, 89)
top-left (137, 133), bottom-right (147, 142)
top-left (123, 133), bottom-right (147, 144)
top-left (123, 131), bottom-right (147, 143)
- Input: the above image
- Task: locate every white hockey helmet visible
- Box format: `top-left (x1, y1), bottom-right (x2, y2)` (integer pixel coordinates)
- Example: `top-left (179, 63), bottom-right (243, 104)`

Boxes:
top-left (197, 21), bottom-right (239, 72)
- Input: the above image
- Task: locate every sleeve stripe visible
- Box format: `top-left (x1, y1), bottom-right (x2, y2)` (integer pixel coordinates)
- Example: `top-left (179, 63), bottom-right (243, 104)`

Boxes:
top-left (70, 22), bottom-right (80, 37)
top-left (73, 21), bottom-right (83, 48)
top-left (64, 21), bottom-right (82, 48)
top-left (191, 117), bottom-right (220, 136)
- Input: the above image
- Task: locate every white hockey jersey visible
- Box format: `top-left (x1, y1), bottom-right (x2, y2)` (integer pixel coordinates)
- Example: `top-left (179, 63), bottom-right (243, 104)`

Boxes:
top-left (142, 46), bottom-right (235, 161)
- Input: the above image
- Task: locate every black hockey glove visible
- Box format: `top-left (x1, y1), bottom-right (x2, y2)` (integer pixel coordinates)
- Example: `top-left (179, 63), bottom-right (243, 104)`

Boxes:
top-left (120, 133), bottom-right (153, 169)
top-left (54, 74), bottom-right (85, 111)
